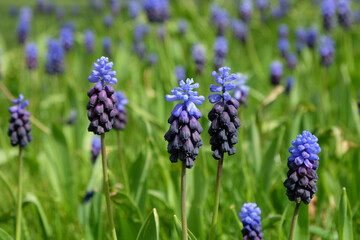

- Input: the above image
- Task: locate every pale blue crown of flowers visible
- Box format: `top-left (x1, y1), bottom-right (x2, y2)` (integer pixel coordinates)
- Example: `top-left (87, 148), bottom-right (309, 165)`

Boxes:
top-left (209, 66), bottom-right (237, 103)
top-left (88, 56), bottom-right (117, 85)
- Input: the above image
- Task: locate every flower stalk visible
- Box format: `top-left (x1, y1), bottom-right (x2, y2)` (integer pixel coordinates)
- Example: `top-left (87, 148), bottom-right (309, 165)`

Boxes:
top-left (15, 146), bottom-right (23, 240)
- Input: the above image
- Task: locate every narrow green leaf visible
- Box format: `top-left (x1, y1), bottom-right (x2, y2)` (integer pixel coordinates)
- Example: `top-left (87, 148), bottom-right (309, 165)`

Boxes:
top-left (0, 228), bottom-right (13, 240)
top-left (136, 208), bottom-right (160, 240)
top-left (338, 187), bottom-right (353, 240)
top-left (294, 204), bottom-right (309, 240)
top-left (173, 215), bottom-right (197, 240)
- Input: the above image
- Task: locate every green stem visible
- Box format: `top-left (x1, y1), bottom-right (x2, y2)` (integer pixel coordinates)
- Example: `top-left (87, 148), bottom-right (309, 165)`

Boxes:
top-left (181, 161), bottom-right (187, 240)
top-left (15, 146), bottom-right (23, 240)
top-left (288, 202), bottom-right (301, 240)
top-left (210, 154), bottom-right (224, 240)
top-left (101, 134), bottom-right (117, 240)
top-left (117, 131), bottom-right (129, 193)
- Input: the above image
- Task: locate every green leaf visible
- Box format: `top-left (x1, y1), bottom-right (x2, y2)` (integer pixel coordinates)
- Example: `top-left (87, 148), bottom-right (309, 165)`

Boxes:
top-left (22, 193), bottom-right (52, 239)
top-left (294, 204), bottom-right (309, 240)
top-left (338, 187), bottom-right (353, 240)
top-left (136, 208), bottom-right (160, 240)
top-left (173, 215), bottom-right (197, 240)
top-left (0, 228), bottom-right (13, 240)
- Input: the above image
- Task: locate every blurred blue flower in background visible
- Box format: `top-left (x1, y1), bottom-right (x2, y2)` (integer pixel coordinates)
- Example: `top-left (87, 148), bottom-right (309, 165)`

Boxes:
top-left (45, 38), bottom-right (65, 75)
top-left (25, 42), bottom-right (38, 70)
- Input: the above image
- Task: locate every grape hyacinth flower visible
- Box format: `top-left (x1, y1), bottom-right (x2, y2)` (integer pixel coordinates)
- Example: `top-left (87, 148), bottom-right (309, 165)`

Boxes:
top-left (103, 37), bottom-right (112, 57)
top-left (148, 53), bottom-right (158, 66)
top-left (278, 23), bottom-right (289, 39)
top-left (231, 19), bottom-right (248, 44)
top-left (287, 54), bottom-right (297, 70)
top-left (278, 38), bottom-right (289, 58)
top-left (84, 190), bottom-right (95, 203)
top-left (279, 0), bottom-right (290, 14)
top-left (164, 78), bottom-right (205, 168)
top-left (319, 36), bottom-right (335, 67)
top-left (113, 91), bottom-right (128, 131)
top-left (60, 27), bottom-right (74, 52)
top-left (133, 24), bottom-right (149, 43)
top-left (210, 4), bottom-right (229, 36)
top-left (104, 14), bottom-right (113, 28)
top-left (87, 56), bottom-right (118, 135)
top-left (91, 0), bottom-right (104, 12)
top-left (256, 0), bottom-right (268, 12)
top-left (285, 76), bottom-right (294, 94)
top-left (143, 0), bottom-right (169, 23)
top-left (175, 66), bottom-right (186, 82)
top-left (271, 6), bottom-right (284, 19)
top-left (8, 94), bottom-right (33, 147)
top-left (56, 6), bottom-right (65, 22)
top-left (213, 37), bottom-right (228, 70)
top-left (284, 131), bottom-right (321, 204)
top-left (233, 73), bottom-right (250, 107)
top-left (91, 136), bottom-right (101, 163)
top-left (110, 0), bottom-right (120, 16)
top-left (239, 0), bottom-right (253, 23)
top-left (238, 203), bottom-right (264, 240)
top-left (321, 0), bottom-right (336, 31)
top-left (25, 43), bottom-right (38, 70)
top-left (295, 27), bottom-right (307, 54)
top-left (45, 39), bottom-right (65, 75)
top-left (133, 42), bottom-right (146, 59)
top-left (128, 1), bottom-right (141, 19)
top-left (337, 0), bottom-right (351, 29)
top-left (270, 61), bottom-right (283, 86)
top-left (84, 30), bottom-right (95, 54)
top-left (208, 67), bottom-right (241, 159)
top-left (306, 27), bottom-right (318, 49)
top-left (191, 43), bottom-right (206, 74)
top-left (16, 7), bottom-right (32, 44)
top-left (178, 19), bottom-right (188, 35)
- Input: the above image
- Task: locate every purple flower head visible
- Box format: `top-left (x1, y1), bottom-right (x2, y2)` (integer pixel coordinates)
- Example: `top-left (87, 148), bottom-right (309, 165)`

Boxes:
top-left (271, 6), bottom-right (284, 19)
top-left (278, 24), bottom-right (289, 38)
top-left (115, 91), bottom-right (128, 112)
top-left (9, 6), bottom-right (18, 17)
top-left (9, 94), bottom-right (30, 115)
top-left (165, 78), bottom-right (205, 119)
top-left (319, 35), bottom-right (335, 67)
top-left (322, 0), bottom-right (336, 31)
top-left (16, 7), bottom-right (32, 44)
top-left (285, 76), bottom-right (294, 94)
top-left (214, 37), bottom-right (228, 58)
top-left (25, 42), bottom-right (38, 70)
top-left (104, 14), bottom-right (113, 28)
top-left (278, 38), bottom-right (289, 58)
top-left (231, 19), bottom-right (248, 43)
top-left (88, 56), bottom-right (117, 87)
top-left (143, 0), bottom-right (169, 23)
top-left (133, 41), bottom-right (147, 59)
top-left (110, 0), bottom-right (121, 15)
top-left (286, 53), bottom-right (297, 70)
top-left (157, 25), bottom-right (166, 41)
top-left (238, 203), bottom-right (264, 240)
top-left (192, 43), bottom-right (206, 74)
top-left (129, 1), bottom-right (142, 19)
top-left (45, 38), bottom-right (65, 75)
top-left (84, 190), bottom-right (95, 203)
top-left (337, 0), bottom-right (352, 29)
top-left (91, 0), bottom-right (104, 11)
top-left (70, 4), bottom-right (80, 16)
top-left (178, 19), bottom-right (188, 35)
top-left (306, 27), bottom-right (318, 49)
top-left (270, 61), bottom-right (283, 85)
top-left (102, 37), bottom-right (112, 57)
top-left (175, 66), bottom-right (186, 82)
top-left (239, 0), bottom-right (253, 23)
top-left (148, 53), bottom-right (158, 65)
top-left (296, 27), bottom-right (307, 53)
top-left (256, 0), bottom-right (268, 11)
top-left (233, 73), bottom-right (250, 106)
top-left (209, 67), bottom-right (237, 104)
top-left (91, 136), bottom-right (101, 163)
top-left (60, 27), bottom-right (74, 51)
top-left (134, 24), bottom-right (150, 43)
top-left (56, 6), bottom-right (66, 21)
top-left (64, 21), bottom-right (76, 32)
top-left (84, 30), bottom-right (95, 54)
top-left (210, 4), bottom-right (229, 36)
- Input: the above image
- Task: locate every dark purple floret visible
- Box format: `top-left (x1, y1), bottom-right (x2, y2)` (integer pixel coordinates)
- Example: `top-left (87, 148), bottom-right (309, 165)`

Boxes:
top-left (25, 43), bottom-right (38, 70)
top-left (322, 0), bottom-right (336, 31)
top-left (286, 54), bottom-right (297, 70)
top-left (113, 91), bottom-right (128, 131)
top-left (285, 76), bottom-right (294, 94)
top-left (210, 4), bottom-right (229, 36)
top-left (270, 61), bottom-right (283, 86)
top-left (128, 1), bottom-right (142, 19)
top-left (238, 203), bottom-right (264, 240)
top-left (91, 136), bottom-right (101, 163)
top-left (239, 0), bottom-right (253, 23)
top-left (84, 189), bottom-right (95, 203)
top-left (8, 94), bottom-right (33, 148)
top-left (84, 30), bottom-right (95, 54)
top-left (87, 56), bottom-right (118, 135)
top-left (165, 79), bottom-right (205, 168)
top-left (284, 131), bottom-right (321, 204)
top-left (175, 66), bottom-right (186, 82)
top-left (337, 0), bottom-right (352, 29)
top-left (45, 39), bottom-right (65, 75)
top-left (319, 35), bottom-right (335, 67)
top-left (208, 67), bottom-right (241, 160)
top-left (306, 27), bottom-right (318, 49)
top-left (213, 37), bottom-right (228, 70)
top-left (102, 37), bottom-right (112, 57)
top-left (191, 43), bottom-right (206, 74)
top-left (144, 0), bottom-right (169, 23)
top-left (178, 19), bottom-right (188, 35)
top-left (231, 19), bottom-right (248, 43)
top-left (16, 7), bottom-right (32, 44)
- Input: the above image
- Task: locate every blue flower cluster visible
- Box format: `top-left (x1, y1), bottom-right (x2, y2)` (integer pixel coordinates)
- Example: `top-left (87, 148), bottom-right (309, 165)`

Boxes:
top-left (144, 0), bottom-right (169, 23)
top-left (175, 66), bottom-right (186, 82)
top-left (209, 67), bottom-right (237, 103)
top-left (210, 4), bottom-right (229, 36)
top-left (337, 0), bottom-right (351, 29)
top-left (191, 43), bottom-right (206, 74)
top-left (84, 30), bottom-right (95, 54)
top-left (60, 27), bottom-right (74, 51)
top-left (17, 7), bottom-right (32, 44)
top-left (25, 42), bottom-right (38, 70)
top-left (213, 37), bottom-right (228, 69)
top-left (269, 61), bottom-right (283, 86)
top-left (239, 0), bottom-right (253, 23)
top-left (102, 37), bottom-right (112, 57)
top-left (91, 136), bottom-right (101, 164)
top-left (319, 35), bottom-right (335, 67)
top-left (233, 73), bottom-right (250, 106)
top-left (238, 203), bottom-right (264, 240)
top-left (128, 1), bottom-right (142, 19)
top-left (322, 0), bottom-right (336, 31)
top-left (88, 56), bottom-right (117, 86)
top-left (231, 19), bottom-right (248, 43)
top-left (45, 38), bottom-right (65, 75)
